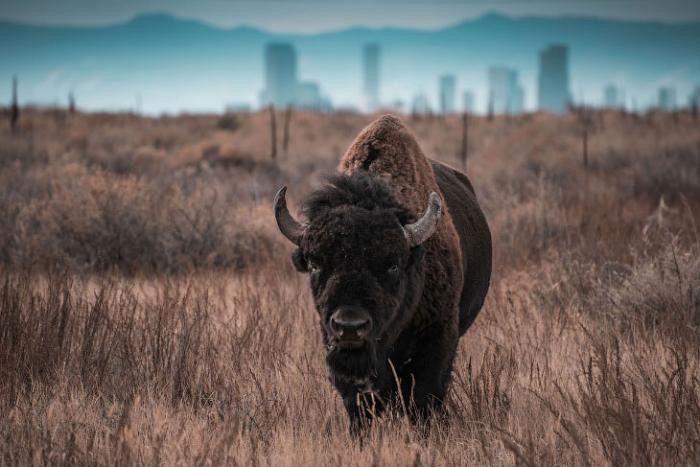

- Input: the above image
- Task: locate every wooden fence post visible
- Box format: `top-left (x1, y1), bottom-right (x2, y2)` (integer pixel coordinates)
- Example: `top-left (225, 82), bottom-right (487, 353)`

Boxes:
top-left (269, 104), bottom-right (277, 160)
top-left (68, 91), bottom-right (76, 114)
top-left (282, 105), bottom-right (292, 156)
top-left (460, 111), bottom-right (469, 170)
top-left (582, 126), bottom-right (589, 169)
top-left (10, 75), bottom-right (19, 132)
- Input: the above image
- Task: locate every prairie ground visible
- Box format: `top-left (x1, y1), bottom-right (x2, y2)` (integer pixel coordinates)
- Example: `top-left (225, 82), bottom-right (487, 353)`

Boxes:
top-left (1, 108), bottom-right (699, 466)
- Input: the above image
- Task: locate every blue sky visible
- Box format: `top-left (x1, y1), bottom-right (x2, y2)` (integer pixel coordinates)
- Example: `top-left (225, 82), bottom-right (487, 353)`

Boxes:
top-left (2, 0), bottom-right (700, 31)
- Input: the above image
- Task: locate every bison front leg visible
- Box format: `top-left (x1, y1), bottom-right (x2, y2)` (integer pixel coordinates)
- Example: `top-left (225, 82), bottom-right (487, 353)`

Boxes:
top-left (341, 390), bottom-right (384, 437)
top-left (398, 321), bottom-right (458, 426)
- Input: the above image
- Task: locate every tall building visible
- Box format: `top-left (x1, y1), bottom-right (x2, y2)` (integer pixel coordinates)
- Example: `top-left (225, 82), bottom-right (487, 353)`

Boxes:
top-left (295, 81), bottom-right (332, 111)
top-left (488, 67), bottom-right (524, 114)
top-left (462, 91), bottom-right (475, 113)
top-left (439, 75), bottom-right (456, 114)
top-left (512, 85), bottom-right (525, 114)
top-left (658, 86), bottom-right (677, 111)
top-left (363, 44), bottom-right (380, 112)
top-left (411, 92), bottom-right (431, 115)
top-left (260, 43), bottom-right (298, 108)
top-left (603, 84), bottom-right (621, 108)
top-left (691, 85), bottom-right (700, 108)
top-left (538, 44), bottom-right (570, 113)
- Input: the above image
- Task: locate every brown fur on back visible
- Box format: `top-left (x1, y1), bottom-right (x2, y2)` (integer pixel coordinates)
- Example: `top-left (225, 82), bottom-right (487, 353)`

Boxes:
top-left (339, 114), bottom-right (464, 329)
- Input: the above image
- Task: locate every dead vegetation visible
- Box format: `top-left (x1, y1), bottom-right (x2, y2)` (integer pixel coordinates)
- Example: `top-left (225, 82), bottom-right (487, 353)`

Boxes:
top-left (1, 109), bottom-right (699, 465)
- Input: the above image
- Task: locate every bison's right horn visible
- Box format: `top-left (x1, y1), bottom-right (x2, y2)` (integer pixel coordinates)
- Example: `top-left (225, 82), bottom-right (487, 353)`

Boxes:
top-left (273, 186), bottom-right (305, 245)
top-left (403, 192), bottom-right (442, 247)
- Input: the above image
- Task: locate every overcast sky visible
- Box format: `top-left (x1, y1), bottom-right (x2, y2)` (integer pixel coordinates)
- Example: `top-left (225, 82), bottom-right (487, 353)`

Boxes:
top-left (2, 0), bottom-right (700, 32)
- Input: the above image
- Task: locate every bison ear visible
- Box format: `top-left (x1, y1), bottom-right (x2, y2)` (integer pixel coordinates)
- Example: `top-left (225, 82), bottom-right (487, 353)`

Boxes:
top-left (291, 248), bottom-right (308, 272)
top-left (407, 244), bottom-right (425, 268)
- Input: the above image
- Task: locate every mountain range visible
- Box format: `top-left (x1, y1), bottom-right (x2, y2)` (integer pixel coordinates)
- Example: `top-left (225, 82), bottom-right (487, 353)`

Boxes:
top-left (1, 12), bottom-right (699, 113)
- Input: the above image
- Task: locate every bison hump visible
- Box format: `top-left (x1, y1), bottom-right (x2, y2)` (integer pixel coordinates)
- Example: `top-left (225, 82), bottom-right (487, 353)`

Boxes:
top-left (339, 114), bottom-right (438, 218)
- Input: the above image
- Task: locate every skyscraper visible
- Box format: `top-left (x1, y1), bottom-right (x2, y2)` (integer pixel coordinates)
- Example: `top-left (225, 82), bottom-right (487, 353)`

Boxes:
top-left (604, 85), bottom-right (620, 108)
top-left (488, 67), bottom-right (524, 114)
top-left (295, 81), bottom-right (333, 111)
top-left (261, 43), bottom-right (298, 108)
top-left (603, 84), bottom-right (626, 109)
top-left (363, 44), bottom-right (380, 112)
top-left (411, 92), bottom-right (431, 115)
top-left (691, 85), bottom-right (700, 108)
top-left (439, 75), bottom-right (456, 114)
top-left (538, 45), bottom-right (570, 113)
top-left (658, 86), bottom-right (677, 111)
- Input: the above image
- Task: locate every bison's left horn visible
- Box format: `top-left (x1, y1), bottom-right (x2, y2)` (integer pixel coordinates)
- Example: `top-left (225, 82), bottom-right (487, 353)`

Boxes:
top-left (403, 192), bottom-right (442, 247)
top-left (274, 186), bottom-right (305, 245)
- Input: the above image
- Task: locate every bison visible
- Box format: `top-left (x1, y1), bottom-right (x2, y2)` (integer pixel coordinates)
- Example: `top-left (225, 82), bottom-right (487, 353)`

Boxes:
top-left (274, 115), bottom-right (491, 432)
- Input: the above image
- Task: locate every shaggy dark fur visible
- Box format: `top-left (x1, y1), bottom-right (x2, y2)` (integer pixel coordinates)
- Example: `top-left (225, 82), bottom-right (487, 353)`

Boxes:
top-left (431, 160), bottom-right (492, 334)
top-left (280, 115), bottom-right (492, 433)
top-left (293, 173), bottom-right (438, 430)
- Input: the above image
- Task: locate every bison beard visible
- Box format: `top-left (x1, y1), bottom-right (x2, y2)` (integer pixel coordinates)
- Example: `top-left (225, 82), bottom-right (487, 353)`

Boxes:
top-left (326, 344), bottom-right (382, 388)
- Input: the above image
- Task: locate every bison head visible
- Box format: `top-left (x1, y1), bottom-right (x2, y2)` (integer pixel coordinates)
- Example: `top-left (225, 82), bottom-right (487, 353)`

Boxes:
top-left (273, 173), bottom-right (441, 388)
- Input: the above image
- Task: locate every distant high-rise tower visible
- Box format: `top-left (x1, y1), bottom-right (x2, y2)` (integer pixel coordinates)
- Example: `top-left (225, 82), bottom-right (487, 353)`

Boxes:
top-left (261, 43), bottom-right (298, 108)
top-left (363, 44), bottom-right (380, 112)
top-left (488, 67), bottom-right (524, 114)
top-left (538, 45), bottom-right (570, 113)
top-left (658, 86), bottom-right (677, 111)
top-left (411, 91), bottom-right (431, 115)
top-left (603, 84), bottom-right (625, 109)
top-left (604, 85), bottom-right (619, 108)
top-left (439, 75), bottom-right (456, 114)
top-left (295, 81), bottom-right (333, 111)
top-left (691, 85), bottom-right (700, 108)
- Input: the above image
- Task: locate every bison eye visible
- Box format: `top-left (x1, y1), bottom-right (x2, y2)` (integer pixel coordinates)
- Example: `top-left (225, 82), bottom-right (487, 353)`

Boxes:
top-left (308, 261), bottom-right (321, 274)
top-left (387, 264), bottom-right (399, 277)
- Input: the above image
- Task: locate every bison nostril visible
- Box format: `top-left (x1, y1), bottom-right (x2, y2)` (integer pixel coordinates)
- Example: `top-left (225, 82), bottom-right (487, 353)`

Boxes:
top-left (330, 311), bottom-right (372, 338)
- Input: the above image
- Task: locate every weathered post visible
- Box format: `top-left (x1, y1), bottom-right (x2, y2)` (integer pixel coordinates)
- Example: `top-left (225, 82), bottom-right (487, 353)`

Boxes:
top-left (582, 126), bottom-right (589, 169)
top-left (282, 105), bottom-right (292, 156)
top-left (460, 111), bottom-right (469, 170)
top-left (487, 94), bottom-right (494, 122)
top-left (68, 91), bottom-right (76, 114)
top-left (10, 75), bottom-right (19, 131)
top-left (269, 104), bottom-right (277, 160)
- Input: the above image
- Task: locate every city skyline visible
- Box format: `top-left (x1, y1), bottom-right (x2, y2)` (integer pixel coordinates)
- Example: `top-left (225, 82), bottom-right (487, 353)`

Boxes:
top-left (2, 12), bottom-right (698, 114)
top-left (258, 40), bottom-right (692, 115)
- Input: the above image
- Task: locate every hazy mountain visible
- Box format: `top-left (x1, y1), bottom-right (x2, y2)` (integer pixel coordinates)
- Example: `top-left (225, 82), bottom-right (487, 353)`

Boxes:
top-left (1, 12), bottom-right (699, 113)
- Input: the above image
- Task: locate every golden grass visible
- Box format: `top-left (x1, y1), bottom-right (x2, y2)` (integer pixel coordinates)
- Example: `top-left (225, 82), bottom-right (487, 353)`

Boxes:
top-left (1, 108), bottom-right (699, 465)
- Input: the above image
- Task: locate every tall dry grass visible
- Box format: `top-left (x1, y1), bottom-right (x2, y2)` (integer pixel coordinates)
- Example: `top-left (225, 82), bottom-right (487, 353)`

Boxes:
top-left (1, 108), bottom-right (700, 465)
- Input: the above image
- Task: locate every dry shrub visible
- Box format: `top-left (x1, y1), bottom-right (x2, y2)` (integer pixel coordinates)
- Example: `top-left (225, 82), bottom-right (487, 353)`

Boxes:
top-left (604, 240), bottom-right (700, 339)
top-left (0, 163), bottom-right (280, 275)
top-left (449, 349), bottom-right (515, 427)
top-left (554, 336), bottom-right (700, 466)
top-left (632, 145), bottom-right (700, 201)
top-left (217, 113), bottom-right (244, 132)
top-left (490, 169), bottom-right (571, 264)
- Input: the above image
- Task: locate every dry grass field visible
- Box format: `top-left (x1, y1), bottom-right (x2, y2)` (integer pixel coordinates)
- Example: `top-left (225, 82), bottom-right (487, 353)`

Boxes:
top-left (1, 108), bottom-right (699, 465)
